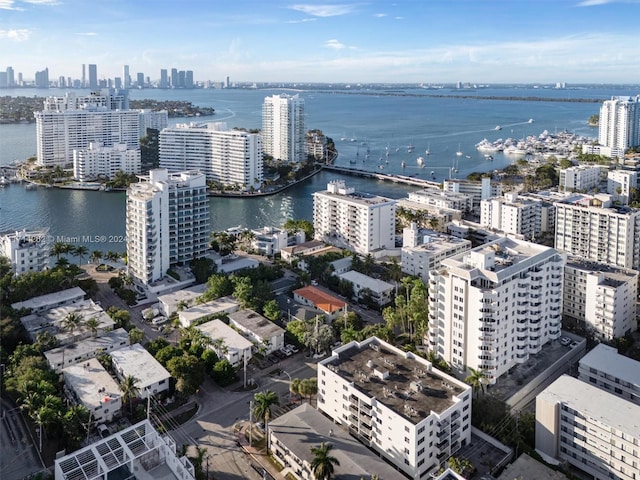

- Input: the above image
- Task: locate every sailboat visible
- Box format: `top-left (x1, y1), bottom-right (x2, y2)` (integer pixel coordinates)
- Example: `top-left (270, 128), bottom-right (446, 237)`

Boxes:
top-left (425, 143), bottom-right (431, 156)
top-left (456, 144), bottom-right (463, 156)
top-left (417, 156), bottom-right (425, 167)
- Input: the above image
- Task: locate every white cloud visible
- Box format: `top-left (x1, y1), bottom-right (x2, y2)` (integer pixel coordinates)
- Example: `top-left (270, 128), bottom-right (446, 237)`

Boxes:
top-left (288, 4), bottom-right (356, 17)
top-left (0, 0), bottom-right (17, 9)
top-left (324, 39), bottom-right (346, 50)
top-left (75, 32), bottom-right (98, 36)
top-left (576, 0), bottom-right (640, 5)
top-left (287, 17), bottom-right (318, 23)
top-left (0, 28), bottom-right (31, 41)
top-left (374, 13), bottom-right (387, 18)
top-left (23, 0), bottom-right (60, 4)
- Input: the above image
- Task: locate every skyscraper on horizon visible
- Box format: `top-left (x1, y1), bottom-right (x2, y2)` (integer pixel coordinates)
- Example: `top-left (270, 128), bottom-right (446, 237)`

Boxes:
top-left (88, 64), bottom-right (98, 89)
top-left (261, 93), bottom-right (305, 163)
top-left (160, 69), bottom-right (168, 89)
top-left (123, 65), bottom-right (130, 89)
top-left (81, 64), bottom-right (86, 88)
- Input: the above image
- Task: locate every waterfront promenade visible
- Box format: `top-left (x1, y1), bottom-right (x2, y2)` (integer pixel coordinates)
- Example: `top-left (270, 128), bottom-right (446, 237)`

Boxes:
top-left (322, 164), bottom-right (442, 188)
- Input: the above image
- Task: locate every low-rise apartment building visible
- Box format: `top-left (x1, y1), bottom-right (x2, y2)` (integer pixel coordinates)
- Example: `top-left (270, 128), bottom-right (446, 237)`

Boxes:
top-left (0, 228), bottom-right (49, 275)
top-left (536, 375), bottom-right (640, 480)
top-left (110, 344), bottom-right (171, 398)
top-left (337, 270), bottom-right (394, 307)
top-left (578, 344), bottom-right (640, 406)
top-left (228, 309), bottom-right (285, 355)
top-left (197, 319), bottom-right (253, 367)
top-left (292, 286), bottom-right (347, 322)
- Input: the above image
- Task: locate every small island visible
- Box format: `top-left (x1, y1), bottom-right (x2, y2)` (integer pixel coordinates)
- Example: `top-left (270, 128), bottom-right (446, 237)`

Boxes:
top-left (588, 114), bottom-right (599, 126)
top-left (0, 96), bottom-right (214, 124)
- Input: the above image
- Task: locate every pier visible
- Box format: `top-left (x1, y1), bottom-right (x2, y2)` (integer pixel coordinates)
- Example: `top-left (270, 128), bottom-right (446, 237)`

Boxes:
top-left (322, 164), bottom-right (441, 188)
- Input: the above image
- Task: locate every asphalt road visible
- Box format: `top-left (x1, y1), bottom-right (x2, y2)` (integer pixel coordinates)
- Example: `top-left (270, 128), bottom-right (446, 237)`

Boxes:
top-left (171, 357), bottom-right (318, 480)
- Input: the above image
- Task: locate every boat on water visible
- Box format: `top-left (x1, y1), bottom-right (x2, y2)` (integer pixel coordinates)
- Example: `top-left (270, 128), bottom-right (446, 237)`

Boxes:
top-left (495, 125), bottom-right (502, 130)
top-left (456, 144), bottom-right (463, 156)
top-left (0, 176), bottom-right (10, 186)
top-left (528, 118), bottom-right (534, 123)
top-left (401, 160), bottom-right (406, 168)
top-left (425, 143), bottom-right (431, 155)
top-left (25, 182), bottom-right (37, 190)
top-left (417, 156), bottom-right (425, 167)
top-left (484, 154), bottom-right (494, 160)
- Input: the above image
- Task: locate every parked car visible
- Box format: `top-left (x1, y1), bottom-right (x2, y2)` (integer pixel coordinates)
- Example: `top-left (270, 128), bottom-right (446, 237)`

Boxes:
top-left (279, 347), bottom-right (292, 357)
top-left (559, 336), bottom-right (571, 346)
top-left (286, 344), bottom-right (299, 354)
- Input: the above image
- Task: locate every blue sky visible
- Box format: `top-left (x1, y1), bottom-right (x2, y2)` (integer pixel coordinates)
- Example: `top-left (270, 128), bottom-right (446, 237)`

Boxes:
top-left (1, 0), bottom-right (639, 84)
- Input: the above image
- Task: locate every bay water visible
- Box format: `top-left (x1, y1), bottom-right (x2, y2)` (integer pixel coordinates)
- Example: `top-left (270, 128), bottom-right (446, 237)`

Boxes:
top-left (1, 85), bottom-right (637, 253)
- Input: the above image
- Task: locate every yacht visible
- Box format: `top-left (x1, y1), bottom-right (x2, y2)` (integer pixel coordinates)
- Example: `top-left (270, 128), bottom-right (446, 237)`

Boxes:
top-left (417, 156), bottom-right (425, 167)
top-left (495, 125), bottom-right (502, 130)
top-left (528, 118), bottom-right (534, 123)
top-left (456, 144), bottom-right (463, 156)
top-left (0, 176), bottom-right (10, 186)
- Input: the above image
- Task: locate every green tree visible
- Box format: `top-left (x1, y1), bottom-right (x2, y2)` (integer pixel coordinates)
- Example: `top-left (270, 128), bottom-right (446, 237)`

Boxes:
top-left (289, 378), bottom-right (301, 402)
top-left (50, 241), bottom-right (72, 260)
top-left (465, 367), bottom-right (487, 398)
top-left (85, 317), bottom-right (100, 337)
top-left (232, 276), bottom-right (254, 308)
top-left (283, 219), bottom-right (314, 239)
top-left (73, 245), bottom-right (89, 265)
top-left (310, 442), bottom-right (340, 480)
top-left (211, 358), bottom-right (236, 386)
top-left (299, 378), bottom-right (318, 404)
top-left (128, 327), bottom-right (144, 345)
top-left (62, 312), bottom-right (84, 342)
top-left (89, 250), bottom-right (103, 264)
top-left (119, 374), bottom-right (141, 415)
top-left (252, 390), bottom-right (280, 436)
top-left (166, 355), bottom-right (205, 395)
top-left (262, 299), bottom-right (281, 322)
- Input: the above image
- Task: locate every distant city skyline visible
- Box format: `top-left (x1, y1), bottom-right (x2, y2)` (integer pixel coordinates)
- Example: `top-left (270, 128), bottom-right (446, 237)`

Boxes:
top-left (1, 0), bottom-right (640, 84)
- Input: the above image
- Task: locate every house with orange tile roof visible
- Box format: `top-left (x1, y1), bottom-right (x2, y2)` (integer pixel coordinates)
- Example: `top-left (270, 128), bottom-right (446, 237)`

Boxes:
top-left (292, 285), bottom-right (347, 322)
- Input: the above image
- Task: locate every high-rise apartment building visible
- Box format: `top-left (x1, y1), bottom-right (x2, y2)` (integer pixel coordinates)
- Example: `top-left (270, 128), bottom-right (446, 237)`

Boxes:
top-left (185, 71), bottom-right (193, 88)
top-left (313, 180), bottom-right (396, 255)
top-left (6, 66), bottom-right (14, 87)
top-left (73, 142), bottom-right (141, 182)
top-left (138, 109), bottom-right (168, 137)
top-left (170, 68), bottom-right (178, 88)
top-left (81, 64), bottom-right (86, 88)
top-left (159, 122), bottom-right (262, 190)
top-left (554, 194), bottom-right (640, 269)
top-left (563, 259), bottom-right (638, 340)
top-left (35, 68), bottom-right (49, 88)
top-left (536, 375), bottom-right (640, 480)
top-left (559, 164), bottom-right (605, 192)
top-left (480, 192), bottom-right (544, 240)
top-left (317, 337), bottom-right (472, 479)
top-left (599, 96), bottom-right (640, 156)
top-left (136, 72), bottom-right (144, 88)
top-left (443, 177), bottom-right (501, 208)
top-left (126, 169), bottom-right (210, 286)
top-left (35, 89), bottom-right (139, 167)
top-left (88, 64), bottom-right (98, 89)
top-left (262, 94), bottom-right (305, 163)
top-left (427, 237), bottom-right (565, 384)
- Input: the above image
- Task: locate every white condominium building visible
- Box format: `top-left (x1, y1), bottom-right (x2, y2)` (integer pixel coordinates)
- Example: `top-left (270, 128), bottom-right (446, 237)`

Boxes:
top-left (607, 169), bottom-right (638, 204)
top-left (554, 194), bottom-right (640, 269)
top-left (428, 237), bottom-right (565, 384)
top-left (480, 192), bottom-right (544, 240)
top-left (42, 89), bottom-right (129, 112)
top-left (578, 344), bottom-right (640, 406)
top-left (126, 169), bottom-right (210, 285)
top-left (536, 375), bottom-right (640, 480)
top-left (401, 223), bottom-right (471, 283)
top-left (559, 165), bottom-right (605, 193)
top-left (407, 188), bottom-right (472, 212)
top-left (318, 337), bottom-right (472, 479)
top-left (159, 122), bottom-right (262, 190)
top-left (138, 109), bottom-right (168, 137)
top-left (443, 177), bottom-right (500, 208)
top-left (599, 96), bottom-right (640, 155)
top-left (563, 259), bottom-right (638, 340)
top-left (313, 180), bottom-right (396, 255)
top-left (262, 94), bottom-right (305, 163)
top-left (73, 142), bottom-right (141, 181)
top-left (0, 228), bottom-right (49, 275)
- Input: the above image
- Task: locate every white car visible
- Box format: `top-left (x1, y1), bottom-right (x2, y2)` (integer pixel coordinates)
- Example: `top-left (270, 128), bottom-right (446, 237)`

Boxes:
top-left (279, 347), bottom-right (292, 357)
top-left (286, 344), bottom-right (299, 354)
top-left (559, 336), bottom-right (571, 346)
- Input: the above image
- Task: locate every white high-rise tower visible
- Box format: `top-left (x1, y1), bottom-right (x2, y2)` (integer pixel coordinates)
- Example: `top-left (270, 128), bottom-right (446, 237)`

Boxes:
top-left (261, 94), bottom-right (305, 163)
top-left (598, 96), bottom-right (640, 154)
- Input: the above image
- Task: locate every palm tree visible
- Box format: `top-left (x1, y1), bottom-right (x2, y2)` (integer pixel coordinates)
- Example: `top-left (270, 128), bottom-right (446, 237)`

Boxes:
top-left (85, 317), bottom-right (100, 337)
top-left (128, 327), bottom-right (144, 345)
top-left (465, 367), bottom-right (487, 398)
top-left (89, 250), bottom-right (103, 264)
top-left (50, 241), bottom-right (72, 260)
top-left (289, 378), bottom-right (301, 402)
top-left (119, 374), bottom-right (141, 415)
top-left (73, 245), bottom-right (89, 265)
top-left (252, 390), bottom-right (279, 436)
top-left (63, 312), bottom-right (84, 342)
top-left (310, 442), bottom-right (340, 480)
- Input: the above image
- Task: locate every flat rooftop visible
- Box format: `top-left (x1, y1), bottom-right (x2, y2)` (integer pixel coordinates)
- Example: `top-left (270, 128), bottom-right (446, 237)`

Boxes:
top-left (270, 403), bottom-right (400, 480)
top-left (228, 309), bottom-right (284, 339)
top-left (315, 189), bottom-right (396, 207)
top-left (11, 286), bottom-right (85, 311)
top-left (565, 258), bottom-right (638, 285)
top-left (44, 328), bottom-right (129, 369)
top-left (324, 339), bottom-right (468, 422)
top-left (539, 375), bottom-right (640, 438)
top-left (178, 296), bottom-right (239, 324)
top-left (110, 344), bottom-right (170, 390)
top-left (280, 239), bottom-right (325, 255)
top-left (338, 271), bottom-right (394, 293)
top-left (497, 453), bottom-right (567, 480)
top-left (579, 343), bottom-right (640, 387)
top-left (63, 358), bottom-right (121, 411)
top-left (196, 319), bottom-right (253, 350)
top-left (157, 283), bottom-right (207, 306)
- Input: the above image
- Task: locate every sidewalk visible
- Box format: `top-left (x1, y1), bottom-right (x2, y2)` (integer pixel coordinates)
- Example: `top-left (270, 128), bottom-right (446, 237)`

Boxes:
top-left (235, 421), bottom-right (286, 480)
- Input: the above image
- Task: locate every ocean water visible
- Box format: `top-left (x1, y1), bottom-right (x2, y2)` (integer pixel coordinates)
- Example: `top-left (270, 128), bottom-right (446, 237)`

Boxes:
top-left (1, 85), bottom-right (638, 251)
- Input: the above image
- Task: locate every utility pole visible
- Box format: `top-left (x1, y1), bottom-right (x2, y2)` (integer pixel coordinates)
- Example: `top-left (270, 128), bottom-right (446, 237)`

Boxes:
top-left (249, 400), bottom-right (253, 447)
